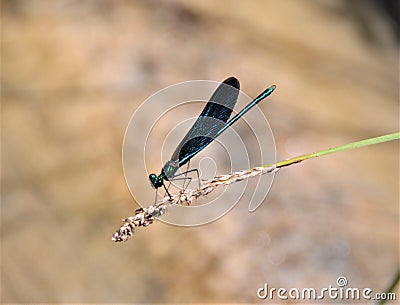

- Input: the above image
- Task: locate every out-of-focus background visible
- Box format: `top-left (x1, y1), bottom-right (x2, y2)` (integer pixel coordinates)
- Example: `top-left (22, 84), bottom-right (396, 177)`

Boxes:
top-left (2, 0), bottom-right (399, 303)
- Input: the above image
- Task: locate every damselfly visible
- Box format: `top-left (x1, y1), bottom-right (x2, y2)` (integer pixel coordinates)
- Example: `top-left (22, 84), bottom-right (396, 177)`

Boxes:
top-left (149, 77), bottom-right (276, 198)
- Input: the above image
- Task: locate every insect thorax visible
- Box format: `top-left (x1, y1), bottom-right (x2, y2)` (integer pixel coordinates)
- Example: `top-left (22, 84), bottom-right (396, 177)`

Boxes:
top-left (161, 160), bottom-right (179, 180)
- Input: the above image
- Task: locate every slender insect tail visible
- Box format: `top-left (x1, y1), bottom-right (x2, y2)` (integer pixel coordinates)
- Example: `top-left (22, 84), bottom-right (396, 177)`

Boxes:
top-left (218, 84), bottom-right (276, 135)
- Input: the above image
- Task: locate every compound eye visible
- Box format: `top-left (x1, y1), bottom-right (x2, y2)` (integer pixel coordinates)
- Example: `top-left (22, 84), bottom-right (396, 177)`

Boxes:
top-left (149, 173), bottom-right (157, 188)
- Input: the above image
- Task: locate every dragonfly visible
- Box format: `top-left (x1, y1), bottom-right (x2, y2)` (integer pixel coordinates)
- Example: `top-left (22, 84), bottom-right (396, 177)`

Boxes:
top-left (149, 76), bottom-right (276, 198)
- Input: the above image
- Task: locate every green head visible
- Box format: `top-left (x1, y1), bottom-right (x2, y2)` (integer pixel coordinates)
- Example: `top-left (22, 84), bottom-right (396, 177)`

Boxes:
top-left (149, 173), bottom-right (163, 189)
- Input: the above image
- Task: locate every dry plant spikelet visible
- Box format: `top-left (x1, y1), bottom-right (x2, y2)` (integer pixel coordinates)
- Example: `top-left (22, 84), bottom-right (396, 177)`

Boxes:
top-left (112, 164), bottom-right (277, 242)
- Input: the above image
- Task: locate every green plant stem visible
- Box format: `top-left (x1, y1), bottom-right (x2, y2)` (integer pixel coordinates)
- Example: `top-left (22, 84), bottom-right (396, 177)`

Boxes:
top-left (112, 132), bottom-right (399, 242)
top-left (275, 132), bottom-right (399, 169)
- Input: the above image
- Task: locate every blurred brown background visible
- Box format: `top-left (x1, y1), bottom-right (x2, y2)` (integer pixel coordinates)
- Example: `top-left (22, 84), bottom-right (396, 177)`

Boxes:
top-left (1, 0), bottom-right (399, 303)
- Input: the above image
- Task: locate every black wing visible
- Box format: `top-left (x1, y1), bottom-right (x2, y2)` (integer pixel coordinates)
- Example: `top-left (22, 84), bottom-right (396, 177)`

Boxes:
top-left (170, 77), bottom-right (240, 167)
